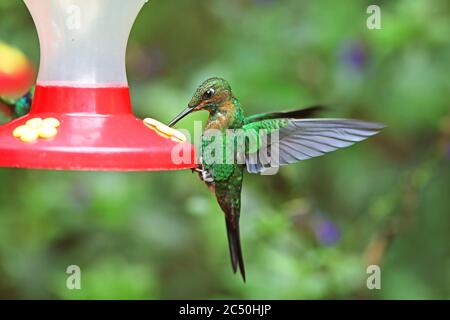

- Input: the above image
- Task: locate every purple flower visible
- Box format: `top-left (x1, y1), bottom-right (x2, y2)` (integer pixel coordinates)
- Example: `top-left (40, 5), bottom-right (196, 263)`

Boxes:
top-left (315, 220), bottom-right (341, 246)
top-left (341, 41), bottom-right (369, 71)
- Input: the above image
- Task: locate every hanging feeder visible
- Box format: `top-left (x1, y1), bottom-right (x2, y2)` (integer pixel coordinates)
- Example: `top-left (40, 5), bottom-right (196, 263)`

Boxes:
top-left (0, 0), bottom-right (196, 171)
top-left (0, 41), bottom-right (34, 96)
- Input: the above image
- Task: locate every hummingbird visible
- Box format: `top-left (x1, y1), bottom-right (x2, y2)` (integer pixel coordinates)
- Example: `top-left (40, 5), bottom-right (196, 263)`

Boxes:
top-left (0, 86), bottom-right (34, 118)
top-left (168, 77), bottom-right (384, 282)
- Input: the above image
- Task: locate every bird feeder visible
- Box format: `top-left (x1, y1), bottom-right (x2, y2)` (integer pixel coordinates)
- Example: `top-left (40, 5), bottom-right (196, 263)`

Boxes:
top-left (0, 0), bottom-right (196, 171)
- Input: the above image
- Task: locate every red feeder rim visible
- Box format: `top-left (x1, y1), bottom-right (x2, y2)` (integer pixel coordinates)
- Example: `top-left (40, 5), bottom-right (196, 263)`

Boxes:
top-left (0, 0), bottom-right (196, 171)
top-left (0, 85), bottom-right (196, 171)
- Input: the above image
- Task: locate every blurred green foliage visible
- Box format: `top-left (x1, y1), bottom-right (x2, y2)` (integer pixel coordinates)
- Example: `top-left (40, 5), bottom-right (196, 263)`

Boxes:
top-left (0, 0), bottom-right (449, 299)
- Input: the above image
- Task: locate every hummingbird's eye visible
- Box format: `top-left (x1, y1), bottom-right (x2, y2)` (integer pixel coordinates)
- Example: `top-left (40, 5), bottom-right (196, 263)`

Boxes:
top-left (203, 88), bottom-right (215, 99)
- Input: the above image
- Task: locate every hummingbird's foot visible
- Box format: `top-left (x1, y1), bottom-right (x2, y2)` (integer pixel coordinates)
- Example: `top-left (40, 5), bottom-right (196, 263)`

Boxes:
top-left (192, 166), bottom-right (203, 174)
top-left (194, 165), bottom-right (214, 183)
top-left (192, 160), bottom-right (214, 184)
top-left (201, 170), bottom-right (214, 183)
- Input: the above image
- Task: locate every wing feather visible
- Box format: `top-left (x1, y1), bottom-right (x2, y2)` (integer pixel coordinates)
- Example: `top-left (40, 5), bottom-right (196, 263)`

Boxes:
top-left (246, 106), bottom-right (326, 123)
top-left (244, 118), bottom-right (384, 174)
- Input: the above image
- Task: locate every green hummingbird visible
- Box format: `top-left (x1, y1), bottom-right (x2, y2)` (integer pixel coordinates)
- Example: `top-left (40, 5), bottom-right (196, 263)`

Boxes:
top-left (0, 86), bottom-right (34, 118)
top-left (168, 77), bottom-right (384, 282)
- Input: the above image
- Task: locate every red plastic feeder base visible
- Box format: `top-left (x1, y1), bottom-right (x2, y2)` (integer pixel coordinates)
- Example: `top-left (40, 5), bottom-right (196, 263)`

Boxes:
top-left (0, 85), bottom-right (196, 171)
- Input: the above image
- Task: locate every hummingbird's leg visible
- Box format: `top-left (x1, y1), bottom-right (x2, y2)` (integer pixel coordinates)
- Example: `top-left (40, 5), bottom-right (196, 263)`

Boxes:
top-left (191, 165), bottom-right (210, 183)
top-left (191, 157), bottom-right (214, 189)
top-left (191, 156), bottom-right (204, 174)
top-left (193, 167), bottom-right (215, 191)
top-left (200, 169), bottom-right (214, 183)
top-left (194, 164), bottom-right (214, 183)
top-left (191, 167), bottom-right (202, 174)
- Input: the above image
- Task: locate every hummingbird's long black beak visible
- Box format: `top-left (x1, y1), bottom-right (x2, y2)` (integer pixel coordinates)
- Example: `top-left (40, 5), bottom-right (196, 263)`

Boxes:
top-left (168, 106), bottom-right (195, 127)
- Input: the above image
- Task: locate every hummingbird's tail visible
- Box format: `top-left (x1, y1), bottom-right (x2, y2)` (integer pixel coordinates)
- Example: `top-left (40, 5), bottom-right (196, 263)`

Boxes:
top-left (225, 214), bottom-right (246, 282)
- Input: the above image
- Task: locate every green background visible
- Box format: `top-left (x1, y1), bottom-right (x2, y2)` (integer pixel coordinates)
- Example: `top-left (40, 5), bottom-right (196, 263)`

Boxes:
top-left (0, 0), bottom-right (449, 299)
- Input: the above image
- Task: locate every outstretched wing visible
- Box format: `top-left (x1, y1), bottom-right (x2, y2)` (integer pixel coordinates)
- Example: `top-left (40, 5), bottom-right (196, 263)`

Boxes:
top-left (245, 105), bottom-right (326, 123)
top-left (243, 118), bottom-right (385, 174)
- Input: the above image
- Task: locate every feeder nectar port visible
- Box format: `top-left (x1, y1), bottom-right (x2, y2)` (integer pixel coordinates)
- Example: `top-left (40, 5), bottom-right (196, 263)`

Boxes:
top-left (0, 0), bottom-right (196, 171)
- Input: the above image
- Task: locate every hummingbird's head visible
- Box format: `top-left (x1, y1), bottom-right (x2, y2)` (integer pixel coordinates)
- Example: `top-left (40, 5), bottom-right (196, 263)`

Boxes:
top-left (168, 77), bottom-right (232, 127)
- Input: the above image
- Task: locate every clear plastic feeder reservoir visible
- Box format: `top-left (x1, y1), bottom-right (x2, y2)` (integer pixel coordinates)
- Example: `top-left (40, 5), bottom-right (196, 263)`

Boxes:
top-left (0, 0), bottom-right (196, 171)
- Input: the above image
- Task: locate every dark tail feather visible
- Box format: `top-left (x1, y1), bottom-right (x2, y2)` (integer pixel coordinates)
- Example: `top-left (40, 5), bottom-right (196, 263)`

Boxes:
top-left (246, 105), bottom-right (327, 123)
top-left (225, 217), bottom-right (246, 282)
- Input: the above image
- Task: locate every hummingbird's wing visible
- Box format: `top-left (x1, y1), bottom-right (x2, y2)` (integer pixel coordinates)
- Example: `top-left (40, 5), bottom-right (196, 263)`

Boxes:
top-left (245, 105), bottom-right (326, 123)
top-left (243, 118), bottom-right (385, 174)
